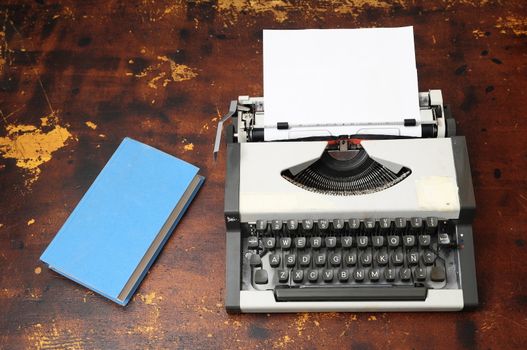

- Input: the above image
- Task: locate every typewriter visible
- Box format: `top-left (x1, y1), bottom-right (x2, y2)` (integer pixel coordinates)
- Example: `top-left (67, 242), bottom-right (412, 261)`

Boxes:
top-left (214, 90), bottom-right (478, 313)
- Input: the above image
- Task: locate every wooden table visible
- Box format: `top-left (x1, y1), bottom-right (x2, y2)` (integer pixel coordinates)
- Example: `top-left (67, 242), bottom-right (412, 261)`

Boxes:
top-left (1, 1), bottom-right (526, 349)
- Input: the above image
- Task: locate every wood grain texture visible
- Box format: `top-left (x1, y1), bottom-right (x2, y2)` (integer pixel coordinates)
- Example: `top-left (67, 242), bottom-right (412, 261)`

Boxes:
top-left (0, 1), bottom-right (526, 349)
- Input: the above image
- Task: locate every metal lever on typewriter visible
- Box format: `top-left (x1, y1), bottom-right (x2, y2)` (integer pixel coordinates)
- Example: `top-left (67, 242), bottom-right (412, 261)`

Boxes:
top-left (213, 100), bottom-right (238, 160)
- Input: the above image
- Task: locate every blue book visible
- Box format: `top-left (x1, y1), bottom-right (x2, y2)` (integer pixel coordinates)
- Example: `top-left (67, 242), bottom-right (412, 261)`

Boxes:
top-left (40, 138), bottom-right (204, 306)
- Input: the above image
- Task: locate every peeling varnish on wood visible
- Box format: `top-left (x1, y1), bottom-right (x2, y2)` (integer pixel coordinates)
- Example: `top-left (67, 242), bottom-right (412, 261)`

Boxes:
top-left (131, 55), bottom-right (197, 89)
top-left (215, 0), bottom-right (406, 24)
top-left (127, 292), bottom-right (164, 339)
top-left (273, 335), bottom-right (293, 348)
top-left (472, 29), bottom-right (486, 38)
top-left (51, 6), bottom-right (76, 21)
top-left (0, 112), bottom-right (73, 186)
top-left (136, 3), bottom-right (184, 23)
top-left (82, 290), bottom-right (94, 303)
top-left (26, 322), bottom-right (85, 350)
top-left (138, 291), bottom-right (159, 305)
top-left (85, 121), bottom-right (97, 130)
top-left (333, 0), bottom-right (399, 17)
top-left (496, 16), bottom-right (527, 36)
top-left (218, 0), bottom-right (291, 23)
top-left (294, 313), bottom-right (309, 336)
top-left (181, 137), bottom-right (195, 151)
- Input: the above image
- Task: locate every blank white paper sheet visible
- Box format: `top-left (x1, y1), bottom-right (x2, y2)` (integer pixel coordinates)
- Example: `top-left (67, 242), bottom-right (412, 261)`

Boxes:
top-left (263, 27), bottom-right (421, 141)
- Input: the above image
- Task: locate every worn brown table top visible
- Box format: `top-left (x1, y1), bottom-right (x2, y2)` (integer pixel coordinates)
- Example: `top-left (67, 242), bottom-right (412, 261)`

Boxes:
top-left (1, 1), bottom-right (526, 349)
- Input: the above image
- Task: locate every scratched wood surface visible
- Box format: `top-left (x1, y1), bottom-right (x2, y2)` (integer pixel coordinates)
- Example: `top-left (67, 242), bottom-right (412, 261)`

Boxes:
top-left (0, 1), bottom-right (526, 349)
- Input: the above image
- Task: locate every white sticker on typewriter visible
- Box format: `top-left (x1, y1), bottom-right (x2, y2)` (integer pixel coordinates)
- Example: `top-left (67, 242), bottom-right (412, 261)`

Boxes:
top-left (415, 176), bottom-right (460, 211)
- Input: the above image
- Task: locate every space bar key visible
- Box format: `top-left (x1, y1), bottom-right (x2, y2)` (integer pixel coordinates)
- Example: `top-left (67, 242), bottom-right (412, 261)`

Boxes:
top-left (274, 287), bottom-right (428, 302)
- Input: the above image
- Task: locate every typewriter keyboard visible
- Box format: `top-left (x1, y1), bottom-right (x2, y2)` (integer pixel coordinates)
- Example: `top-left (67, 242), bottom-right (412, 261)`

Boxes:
top-left (241, 218), bottom-right (460, 296)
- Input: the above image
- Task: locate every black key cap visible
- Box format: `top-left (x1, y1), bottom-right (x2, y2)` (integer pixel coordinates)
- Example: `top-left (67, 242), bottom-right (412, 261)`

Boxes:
top-left (315, 253), bottom-right (326, 266)
top-left (354, 268), bottom-right (365, 282)
top-left (364, 218), bottom-right (376, 231)
top-left (333, 219), bottom-right (345, 231)
top-left (302, 219), bottom-right (314, 231)
top-left (400, 267), bottom-right (411, 281)
top-left (338, 269), bottom-right (349, 282)
top-left (295, 237), bottom-right (306, 249)
top-left (256, 220), bottom-right (267, 232)
top-left (292, 269), bottom-right (304, 282)
top-left (263, 237), bottom-right (276, 249)
top-left (330, 253), bottom-right (342, 266)
top-left (280, 237), bottom-right (292, 249)
top-left (308, 269), bottom-right (318, 282)
top-left (250, 254), bottom-right (262, 267)
top-left (300, 253), bottom-right (311, 266)
top-left (392, 250), bottom-right (404, 265)
top-left (425, 217), bottom-right (438, 234)
top-left (247, 236), bottom-right (258, 249)
top-left (403, 235), bottom-right (415, 247)
top-left (395, 217), bottom-right (407, 231)
top-left (410, 217), bottom-right (423, 231)
top-left (323, 269), bottom-right (334, 282)
top-left (385, 268), bottom-right (396, 281)
top-left (271, 220), bottom-right (282, 231)
top-left (423, 250), bottom-right (435, 265)
top-left (376, 251), bottom-right (388, 266)
top-left (348, 218), bottom-right (360, 230)
top-left (431, 265), bottom-right (446, 282)
top-left (286, 219), bottom-right (298, 231)
top-left (255, 269), bottom-right (268, 284)
top-left (414, 267), bottom-right (426, 281)
top-left (318, 219), bottom-right (329, 230)
top-left (285, 254), bottom-right (296, 267)
top-left (418, 235), bottom-right (431, 247)
top-left (379, 218), bottom-right (391, 231)
top-left (357, 236), bottom-right (369, 248)
top-left (310, 236), bottom-right (322, 249)
top-left (341, 236), bottom-right (353, 248)
top-left (344, 252), bottom-right (357, 266)
top-left (369, 268), bottom-right (380, 282)
top-left (278, 269), bottom-right (289, 283)
top-left (269, 254), bottom-right (280, 267)
top-left (372, 236), bottom-right (384, 247)
top-left (408, 251), bottom-right (419, 265)
top-left (360, 251), bottom-right (372, 266)
top-left (325, 236), bottom-right (337, 248)
top-left (388, 235), bottom-right (400, 247)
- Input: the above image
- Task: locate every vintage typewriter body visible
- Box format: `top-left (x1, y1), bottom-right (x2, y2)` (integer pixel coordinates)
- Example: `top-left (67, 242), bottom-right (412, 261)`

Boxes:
top-left (216, 90), bottom-right (477, 313)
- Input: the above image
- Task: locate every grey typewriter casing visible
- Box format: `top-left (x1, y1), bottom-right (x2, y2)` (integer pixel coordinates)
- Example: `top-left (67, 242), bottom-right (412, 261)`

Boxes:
top-left (220, 90), bottom-right (478, 313)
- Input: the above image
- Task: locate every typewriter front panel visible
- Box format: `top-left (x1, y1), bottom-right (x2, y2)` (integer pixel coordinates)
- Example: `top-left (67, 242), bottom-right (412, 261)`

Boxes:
top-left (238, 138), bottom-right (461, 222)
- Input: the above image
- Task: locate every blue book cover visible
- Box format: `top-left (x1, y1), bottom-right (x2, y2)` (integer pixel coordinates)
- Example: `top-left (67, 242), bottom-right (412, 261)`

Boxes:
top-left (40, 137), bottom-right (204, 305)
